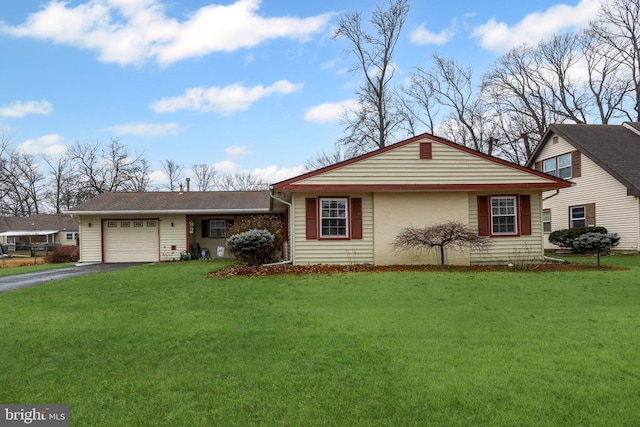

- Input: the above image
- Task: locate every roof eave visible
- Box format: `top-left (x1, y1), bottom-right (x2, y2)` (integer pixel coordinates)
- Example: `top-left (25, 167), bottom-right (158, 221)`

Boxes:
top-left (64, 208), bottom-right (274, 216)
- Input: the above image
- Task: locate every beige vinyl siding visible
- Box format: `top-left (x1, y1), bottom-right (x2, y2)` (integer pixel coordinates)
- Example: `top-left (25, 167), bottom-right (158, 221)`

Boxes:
top-left (539, 135), bottom-right (640, 251)
top-left (159, 215), bottom-right (187, 261)
top-left (373, 192), bottom-right (470, 265)
top-left (291, 192), bottom-right (374, 265)
top-left (78, 216), bottom-right (103, 263)
top-left (296, 138), bottom-right (556, 186)
top-left (469, 192), bottom-right (544, 264)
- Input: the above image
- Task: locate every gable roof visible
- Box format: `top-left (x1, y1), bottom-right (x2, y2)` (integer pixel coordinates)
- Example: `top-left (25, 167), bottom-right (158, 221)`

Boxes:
top-left (0, 214), bottom-right (79, 235)
top-left (273, 133), bottom-right (570, 191)
top-left (66, 191), bottom-right (279, 215)
top-left (528, 122), bottom-right (640, 196)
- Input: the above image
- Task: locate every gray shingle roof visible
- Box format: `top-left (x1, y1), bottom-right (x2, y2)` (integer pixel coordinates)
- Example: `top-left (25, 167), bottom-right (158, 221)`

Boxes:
top-left (530, 122), bottom-right (640, 196)
top-left (67, 191), bottom-right (278, 214)
top-left (0, 214), bottom-right (79, 232)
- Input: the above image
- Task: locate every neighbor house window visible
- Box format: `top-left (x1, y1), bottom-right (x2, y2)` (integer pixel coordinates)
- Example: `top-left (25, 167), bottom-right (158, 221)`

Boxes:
top-left (320, 198), bottom-right (348, 238)
top-left (542, 153), bottom-right (572, 179)
top-left (542, 209), bottom-right (552, 233)
top-left (209, 220), bottom-right (227, 238)
top-left (65, 232), bottom-right (75, 241)
top-left (570, 206), bottom-right (586, 228)
top-left (491, 196), bottom-right (518, 235)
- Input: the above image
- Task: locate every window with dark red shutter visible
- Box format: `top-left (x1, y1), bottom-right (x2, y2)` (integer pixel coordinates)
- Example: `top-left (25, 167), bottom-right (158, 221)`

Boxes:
top-left (519, 195), bottom-right (532, 235)
top-left (351, 198), bottom-right (363, 239)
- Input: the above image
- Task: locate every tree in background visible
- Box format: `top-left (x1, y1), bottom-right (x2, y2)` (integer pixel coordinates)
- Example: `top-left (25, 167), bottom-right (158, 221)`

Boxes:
top-left (332, 0), bottom-right (409, 157)
top-left (191, 163), bottom-right (216, 191)
top-left (161, 160), bottom-right (185, 192)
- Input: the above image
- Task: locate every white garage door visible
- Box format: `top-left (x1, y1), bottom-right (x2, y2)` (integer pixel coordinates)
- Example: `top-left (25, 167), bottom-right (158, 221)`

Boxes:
top-left (103, 219), bottom-right (159, 263)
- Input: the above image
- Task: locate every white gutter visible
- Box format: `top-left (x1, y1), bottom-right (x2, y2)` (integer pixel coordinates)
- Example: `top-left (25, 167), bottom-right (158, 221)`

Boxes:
top-left (264, 192), bottom-right (293, 266)
top-left (63, 208), bottom-right (272, 216)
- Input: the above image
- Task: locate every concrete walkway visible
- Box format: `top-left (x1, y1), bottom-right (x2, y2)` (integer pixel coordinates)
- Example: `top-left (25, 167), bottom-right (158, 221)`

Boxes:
top-left (0, 263), bottom-right (146, 293)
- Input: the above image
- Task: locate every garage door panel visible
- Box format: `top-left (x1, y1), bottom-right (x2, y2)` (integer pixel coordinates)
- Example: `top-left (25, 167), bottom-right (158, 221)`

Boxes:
top-left (103, 220), bottom-right (159, 263)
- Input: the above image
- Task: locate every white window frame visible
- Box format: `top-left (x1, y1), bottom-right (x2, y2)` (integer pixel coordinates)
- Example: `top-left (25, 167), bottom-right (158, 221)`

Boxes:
top-left (570, 206), bottom-right (586, 228)
top-left (490, 196), bottom-right (518, 235)
top-left (542, 209), bottom-right (551, 234)
top-left (542, 153), bottom-right (571, 179)
top-left (65, 232), bottom-right (75, 241)
top-left (209, 220), bottom-right (227, 238)
top-left (320, 198), bottom-right (349, 238)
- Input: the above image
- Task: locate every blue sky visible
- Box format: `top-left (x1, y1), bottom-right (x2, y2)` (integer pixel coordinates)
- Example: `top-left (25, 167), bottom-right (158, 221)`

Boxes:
top-left (0, 0), bottom-right (604, 187)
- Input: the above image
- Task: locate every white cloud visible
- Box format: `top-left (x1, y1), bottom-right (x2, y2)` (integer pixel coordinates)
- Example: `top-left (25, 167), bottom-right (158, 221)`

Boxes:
top-left (150, 80), bottom-right (304, 115)
top-left (225, 144), bottom-right (253, 157)
top-left (17, 134), bottom-right (67, 156)
top-left (0, 100), bottom-right (53, 118)
top-left (304, 99), bottom-right (358, 124)
top-left (472, 0), bottom-right (605, 53)
top-left (251, 164), bottom-right (305, 183)
top-left (0, 0), bottom-right (333, 66)
top-left (410, 20), bottom-right (456, 45)
top-left (213, 160), bottom-right (239, 174)
top-left (103, 122), bottom-right (180, 136)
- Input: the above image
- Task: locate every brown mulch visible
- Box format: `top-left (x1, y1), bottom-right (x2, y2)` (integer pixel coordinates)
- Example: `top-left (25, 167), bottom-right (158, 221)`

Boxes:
top-left (210, 261), bottom-right (612, 277)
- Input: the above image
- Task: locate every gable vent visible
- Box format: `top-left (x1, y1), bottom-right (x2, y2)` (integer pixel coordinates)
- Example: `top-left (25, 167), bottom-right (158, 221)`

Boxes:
top-left (420, 142), bottom-right (432, 159)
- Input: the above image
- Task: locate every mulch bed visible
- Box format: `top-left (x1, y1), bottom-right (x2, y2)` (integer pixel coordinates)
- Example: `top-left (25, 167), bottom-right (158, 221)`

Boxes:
top-left (210, 262), bottom-right (611, 277)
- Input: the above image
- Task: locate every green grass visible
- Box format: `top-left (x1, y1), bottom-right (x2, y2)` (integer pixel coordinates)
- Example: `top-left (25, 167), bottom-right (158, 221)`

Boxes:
top-left (0, 262), bottom-right (75, 277)
top-left (1, 259), bottom-right (639, 426)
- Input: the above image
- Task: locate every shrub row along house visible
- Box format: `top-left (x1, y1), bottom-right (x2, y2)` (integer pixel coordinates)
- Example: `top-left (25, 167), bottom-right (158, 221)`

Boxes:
top-left (67, 133), bottom-right (571, 265)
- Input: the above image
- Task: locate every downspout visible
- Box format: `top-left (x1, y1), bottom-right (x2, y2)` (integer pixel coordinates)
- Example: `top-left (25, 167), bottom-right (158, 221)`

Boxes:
top-left (264, 192), bottom-right (293, 266)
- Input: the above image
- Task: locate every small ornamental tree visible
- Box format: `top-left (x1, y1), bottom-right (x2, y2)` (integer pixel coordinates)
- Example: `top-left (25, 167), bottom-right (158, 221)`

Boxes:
top-left (226, 229), bottom-right (275, 267)
top-left (226, 215), bottom-right (284, 258)
top-left (572, 232), bottom-right (620, 267)
top-left (392, 221), bottom-right (489, 266)
top-left (548, 226), bottom-right (608, 252)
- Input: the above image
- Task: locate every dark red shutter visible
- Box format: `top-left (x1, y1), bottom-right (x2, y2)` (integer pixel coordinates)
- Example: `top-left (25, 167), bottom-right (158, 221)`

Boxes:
top-left (351, 198), bottom-right (363, 239)
top-left (571, 151), bottom-right (581, 178)
top-left (519, 195), bottom-right (532, 235)
top-left (534, 161), bottom-right (542, 172)
top-left (305, 198), bottom-right (318, 240)
top-left (477, 196), bottom-right (490, 236)
top-left (201, 220), bottom-right (208, 238)
top-left (420, 142), bottom-right (432, 159)
top-left (586, 203), bottom-right (596, 226)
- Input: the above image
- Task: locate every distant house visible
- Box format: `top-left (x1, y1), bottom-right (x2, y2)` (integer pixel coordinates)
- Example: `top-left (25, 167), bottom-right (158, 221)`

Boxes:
top-left (271, 133), bottom-right (570, 266)
top-left (527, 122), bottom-right (640, 252)
top-left (66, 191), bottom-right (286, 263)
top-left (0, 214), bottom-right (79, 251)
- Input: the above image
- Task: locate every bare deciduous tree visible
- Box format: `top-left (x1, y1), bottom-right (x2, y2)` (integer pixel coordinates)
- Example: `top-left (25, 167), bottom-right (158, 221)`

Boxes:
top-left (592, 0), bottom-right (640, 120)
top-left (393, 221), bottom-right (489, 266)
top-left (66, 138), bottom-right (150, 201)
top-left (191, 163), bottom-right (216, 191)
top-left (333, 0), bottom-right (410, 157)
top-left (161, 160), bottom-right (185, 192)
top-left (214, 172), bottom-right (269, 191)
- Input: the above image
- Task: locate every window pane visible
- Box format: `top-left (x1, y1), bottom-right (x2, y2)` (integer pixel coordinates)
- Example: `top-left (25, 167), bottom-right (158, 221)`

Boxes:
top-left (320, 198), bottom-right (348, 237)
top-left (491, 197), bottom-right (517, 234)
top-left (209, 220), bottom-right (226, 238)
top-left (570, 206), bottom-right (586, 228)
top-left (543, 158), bottom-right (557, 176)
top-left (558, 155), bottom-right (571, 178)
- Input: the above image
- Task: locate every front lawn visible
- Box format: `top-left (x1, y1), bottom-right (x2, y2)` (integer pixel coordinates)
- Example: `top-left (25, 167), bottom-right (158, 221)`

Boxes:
top-left (1, 259), bottom-right (639, 426)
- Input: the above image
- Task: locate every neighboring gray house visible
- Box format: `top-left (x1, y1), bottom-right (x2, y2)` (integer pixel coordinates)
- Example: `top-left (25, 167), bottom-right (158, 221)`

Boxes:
top-left (0, 214), bottom-right (79, 251)
top-left (527, 122), bottom-right (640, 252)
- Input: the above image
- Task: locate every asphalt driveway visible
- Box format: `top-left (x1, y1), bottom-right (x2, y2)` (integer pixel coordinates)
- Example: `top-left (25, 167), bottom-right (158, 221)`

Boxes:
top-left (0, 263), bottom-right (146, 293)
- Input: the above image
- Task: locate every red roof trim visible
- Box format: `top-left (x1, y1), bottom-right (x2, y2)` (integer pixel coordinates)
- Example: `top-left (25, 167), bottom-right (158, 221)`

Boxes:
top-left (272, 132), bottom-right (571, 190)
top-left (275, 182), bottom-right (571, 191)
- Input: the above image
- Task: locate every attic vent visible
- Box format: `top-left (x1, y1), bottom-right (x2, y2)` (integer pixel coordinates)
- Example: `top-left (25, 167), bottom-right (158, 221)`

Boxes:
top-left (420, 142), bottom-right (432, 159)
top-left (552, 136), bottom-right (559, 144)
